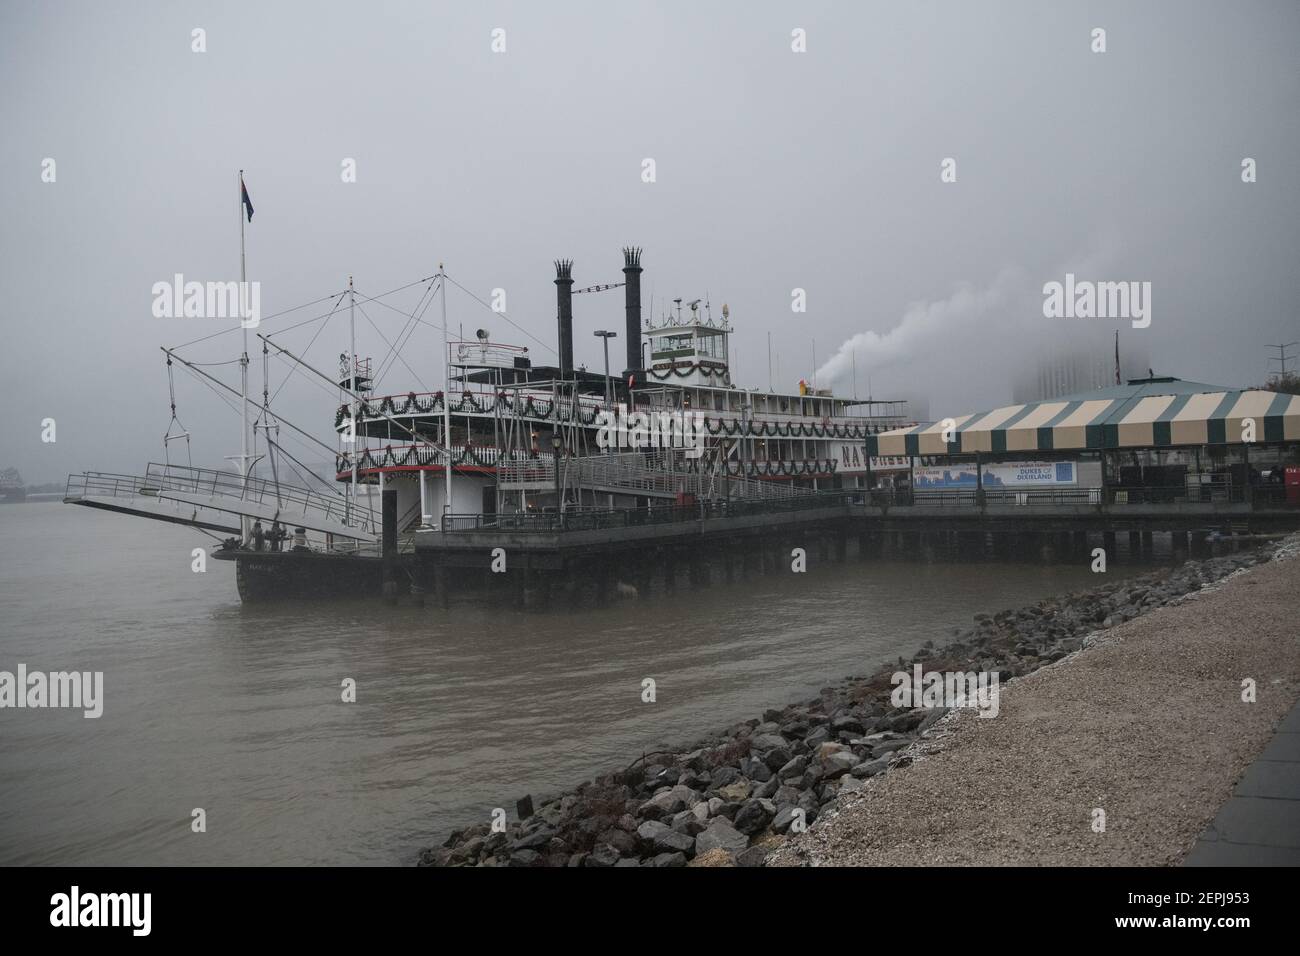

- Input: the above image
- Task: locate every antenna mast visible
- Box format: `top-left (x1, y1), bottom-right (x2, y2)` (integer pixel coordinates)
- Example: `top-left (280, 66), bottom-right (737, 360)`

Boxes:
top-left (441, 262), bottom-right (451, 526)
top-left (349, 275), bottom-right (358, 523)
top-left (1267, 341), bottom-right (1298, 382)
top-left (236, 171), bottom-right (252, 541)
top-left (767, 332), bottom-right (772, 391)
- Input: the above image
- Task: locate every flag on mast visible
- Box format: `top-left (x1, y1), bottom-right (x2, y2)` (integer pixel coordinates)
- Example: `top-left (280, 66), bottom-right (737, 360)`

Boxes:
top-left (241, 175), bottom-right (254, 222)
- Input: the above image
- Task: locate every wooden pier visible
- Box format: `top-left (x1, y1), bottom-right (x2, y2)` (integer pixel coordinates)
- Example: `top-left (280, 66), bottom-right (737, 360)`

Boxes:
top-left (410, 489), bottom-right (1300, 609)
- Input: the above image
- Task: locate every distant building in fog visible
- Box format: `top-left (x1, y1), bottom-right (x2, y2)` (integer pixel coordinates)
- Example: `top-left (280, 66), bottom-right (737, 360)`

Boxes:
top-left (1012, 341), bottom-right (1151, 404)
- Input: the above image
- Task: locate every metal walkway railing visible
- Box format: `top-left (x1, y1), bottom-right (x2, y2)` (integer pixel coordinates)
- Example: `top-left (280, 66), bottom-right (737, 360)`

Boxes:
top-left (66, 462), bottom-right (378, 534)
top-left (442, 491), bottom-right (853, 533)
top-left (497, 452), bottom-right (819, 501)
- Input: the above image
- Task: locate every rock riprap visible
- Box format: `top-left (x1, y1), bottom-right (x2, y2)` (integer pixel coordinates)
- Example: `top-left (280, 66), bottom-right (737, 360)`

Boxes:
top-left (420, 544), bottom-right (1277, 867)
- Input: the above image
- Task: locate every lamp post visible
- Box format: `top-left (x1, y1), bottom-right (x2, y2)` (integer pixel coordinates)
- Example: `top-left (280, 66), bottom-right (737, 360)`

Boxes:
top-left (551, 433), bottom-right (562, 521)
top-left (598, 332), bottom-right (618, 478)
top-left (593, 329), bottom-right (617, 435)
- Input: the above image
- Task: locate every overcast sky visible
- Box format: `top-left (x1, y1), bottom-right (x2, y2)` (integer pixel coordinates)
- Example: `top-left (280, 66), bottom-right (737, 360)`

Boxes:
top-left (2, 0), bottom-right (1297, 483)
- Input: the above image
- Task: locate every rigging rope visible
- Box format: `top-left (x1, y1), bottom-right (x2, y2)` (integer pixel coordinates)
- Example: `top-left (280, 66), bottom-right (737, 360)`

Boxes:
top-left (173, 360), bottom-right (336, 474)
top-left (355, 299), bottom-right (431, 393)
top-left (268, 436), bottom-right (345, 498)
top-left (268, 291), bottom-right (348, 405)
top-left (444, 273), bottom-right (557, 358)
top-left (257, 338), bottom-right (283, 511)
top-left (168, 277), bottom-right (436, 351)
top-left (371, 277), bottom-right (439, 386)
top-left (161, 271), bottom-right (555, 511)
top-left (162, 356), bottom-right (194, 471)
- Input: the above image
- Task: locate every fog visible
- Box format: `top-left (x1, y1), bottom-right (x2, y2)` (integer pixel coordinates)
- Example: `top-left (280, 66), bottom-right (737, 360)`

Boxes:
top-left (2, 0), bottom-right (1297, 483)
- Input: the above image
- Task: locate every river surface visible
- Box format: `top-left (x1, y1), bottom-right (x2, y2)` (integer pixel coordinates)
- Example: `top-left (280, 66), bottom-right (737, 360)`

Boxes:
top-left (0, 501), bottom-right (1158, 865)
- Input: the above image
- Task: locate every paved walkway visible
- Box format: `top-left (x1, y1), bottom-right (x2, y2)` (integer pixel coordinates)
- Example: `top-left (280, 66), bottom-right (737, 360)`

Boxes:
top-left (1184, 701), bottom-right (1300, 866)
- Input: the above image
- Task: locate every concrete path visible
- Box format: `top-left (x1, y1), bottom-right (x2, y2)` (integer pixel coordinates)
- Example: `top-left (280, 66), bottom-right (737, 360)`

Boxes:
top-left (1184, 701), bottom-right (1300, 866)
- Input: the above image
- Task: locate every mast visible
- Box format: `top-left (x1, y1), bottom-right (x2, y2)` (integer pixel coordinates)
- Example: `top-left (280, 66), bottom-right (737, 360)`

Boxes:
top-left (441, 262), bottom-right (451, 526)
top-left (238, 170), bottom-right (251, 540)
top-left (349, 275), bottom-right (358, 525)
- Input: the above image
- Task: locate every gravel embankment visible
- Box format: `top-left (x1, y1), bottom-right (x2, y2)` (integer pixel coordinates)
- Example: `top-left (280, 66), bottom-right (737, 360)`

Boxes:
top-left (768, 536), bottom-right (1300, 867)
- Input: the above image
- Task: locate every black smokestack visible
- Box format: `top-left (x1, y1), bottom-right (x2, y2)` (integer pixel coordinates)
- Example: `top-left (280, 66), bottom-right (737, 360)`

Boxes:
top-left (622, 247), bottom-right (642, 376)
top-left (554, 259), bottom-right (574, 379)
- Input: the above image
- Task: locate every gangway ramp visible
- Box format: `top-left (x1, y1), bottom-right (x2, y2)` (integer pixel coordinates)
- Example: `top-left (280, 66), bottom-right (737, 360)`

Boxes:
top-left (65, 463), bottom-right (377, 542)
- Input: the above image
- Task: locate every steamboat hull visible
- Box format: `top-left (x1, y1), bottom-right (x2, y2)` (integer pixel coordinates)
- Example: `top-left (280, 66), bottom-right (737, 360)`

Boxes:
top-left (220, 550), bottom-right (390, 602)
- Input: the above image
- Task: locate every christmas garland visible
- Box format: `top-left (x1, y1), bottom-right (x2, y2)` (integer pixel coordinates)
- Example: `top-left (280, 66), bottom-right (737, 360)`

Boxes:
top-left (700, 417), bottom-right (868, 440)
top-left (337, 389), bottom-right (886, 442)
top-left (336, 444), bottom-right (840, 478)
top-left (336, 443), bottom-right (503, 473)
top-left (687, 459), bottom-right (839, 478)
top-left (647, 362), bottom-right (729, 380)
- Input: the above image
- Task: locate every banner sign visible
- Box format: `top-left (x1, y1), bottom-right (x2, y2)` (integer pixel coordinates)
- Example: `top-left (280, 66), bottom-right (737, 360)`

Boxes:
top-left (869, 456), bottom-right (912, 471)
top-left (914, 461), bottom-right (1076, 489)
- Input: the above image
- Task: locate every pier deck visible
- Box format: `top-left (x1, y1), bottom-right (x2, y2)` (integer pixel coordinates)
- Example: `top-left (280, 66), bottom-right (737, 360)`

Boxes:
top-left (852, 495), bottom-right (1300, 533)
top-left (418, 496), bottom-right (854, 568)
top-left (419, 487), bottom-right (1300, 564)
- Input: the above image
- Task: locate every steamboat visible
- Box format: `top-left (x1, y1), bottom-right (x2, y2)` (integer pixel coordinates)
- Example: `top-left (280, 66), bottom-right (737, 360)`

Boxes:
top-left (65, 245), bottom-right (917, 603)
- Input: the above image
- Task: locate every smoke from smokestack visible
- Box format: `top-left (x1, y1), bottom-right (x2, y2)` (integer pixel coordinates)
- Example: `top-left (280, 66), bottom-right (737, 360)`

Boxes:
top-left (813, 267), bottom-right (1035, 412)
top-left (812, 243), bottom-right (1122, 413)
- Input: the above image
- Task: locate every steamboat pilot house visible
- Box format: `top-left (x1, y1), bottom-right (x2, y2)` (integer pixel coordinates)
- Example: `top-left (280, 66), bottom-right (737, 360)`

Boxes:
top-left (638, 297), bottom-right (910, 491)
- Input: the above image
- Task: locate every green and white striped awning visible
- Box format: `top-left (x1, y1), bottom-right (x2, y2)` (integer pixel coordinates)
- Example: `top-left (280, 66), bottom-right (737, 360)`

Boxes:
top-left (868, 378), bottom-right (1300, 457)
